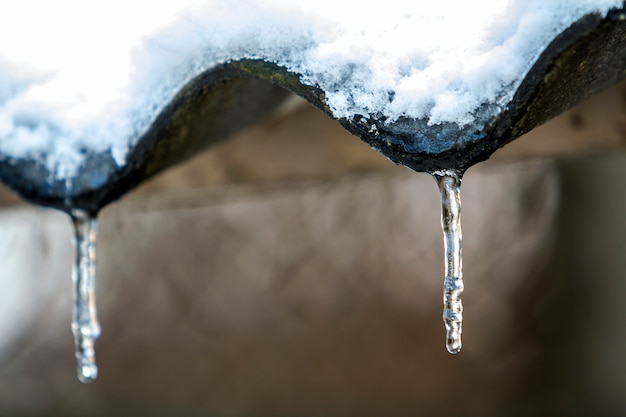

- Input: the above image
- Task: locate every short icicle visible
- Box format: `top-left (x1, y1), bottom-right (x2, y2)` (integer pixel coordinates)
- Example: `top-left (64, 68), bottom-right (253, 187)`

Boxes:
top-left (432, 170), bottom-right (464, 354)
top-left (70, 209), bottom-right (102, 383)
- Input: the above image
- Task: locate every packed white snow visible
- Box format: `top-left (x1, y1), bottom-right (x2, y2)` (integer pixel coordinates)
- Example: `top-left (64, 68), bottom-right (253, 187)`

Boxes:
top-left (0, 0), bottom-right (621, 178)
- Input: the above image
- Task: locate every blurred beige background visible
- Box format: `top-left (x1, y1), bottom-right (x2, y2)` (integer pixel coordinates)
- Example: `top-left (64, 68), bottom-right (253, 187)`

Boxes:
top-left (0, 80), bottom-right (624, 416)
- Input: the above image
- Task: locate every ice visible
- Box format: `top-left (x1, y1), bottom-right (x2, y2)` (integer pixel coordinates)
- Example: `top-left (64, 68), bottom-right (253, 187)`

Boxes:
top-left (433, 170), bottom-right (464, 354)
top-left (0, 0), bottom-right (621, 179)
top-left (70, 209), bottom-right (101, 383)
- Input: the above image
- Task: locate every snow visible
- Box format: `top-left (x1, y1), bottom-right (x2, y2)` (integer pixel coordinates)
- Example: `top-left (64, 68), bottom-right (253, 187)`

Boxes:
top-left (0, 0), bottom-right (621, 179)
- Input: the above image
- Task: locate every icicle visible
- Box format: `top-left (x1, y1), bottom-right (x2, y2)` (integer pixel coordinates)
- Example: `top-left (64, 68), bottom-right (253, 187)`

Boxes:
top-left (70, 209), bottom-right (102, 383)
top-left (432, 170), bottom-right (464, 354)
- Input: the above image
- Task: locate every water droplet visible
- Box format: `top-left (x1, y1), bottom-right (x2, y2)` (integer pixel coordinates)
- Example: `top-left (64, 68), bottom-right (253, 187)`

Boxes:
top-left (70, 209), bottom-right (101, 383)
top-left (433, 170), bottom-right (464, 354)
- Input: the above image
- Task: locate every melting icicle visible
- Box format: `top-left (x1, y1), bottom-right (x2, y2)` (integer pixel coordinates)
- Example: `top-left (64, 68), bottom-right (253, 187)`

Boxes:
top-left (432, 170), bottom-right (464, 354)
top-left (70, 210), bottom-right (102, 383)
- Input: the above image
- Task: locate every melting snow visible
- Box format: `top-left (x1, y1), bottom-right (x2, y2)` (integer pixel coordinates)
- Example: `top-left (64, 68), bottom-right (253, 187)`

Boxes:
top-left (0, 0), bottom-right (621, 178)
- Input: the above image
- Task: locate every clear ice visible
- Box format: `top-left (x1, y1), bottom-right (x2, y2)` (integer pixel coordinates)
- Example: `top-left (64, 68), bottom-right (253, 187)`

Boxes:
top-left (433, 171), bottom-right (464, 354)
top-left (70, 210), bottom-right (102, 383)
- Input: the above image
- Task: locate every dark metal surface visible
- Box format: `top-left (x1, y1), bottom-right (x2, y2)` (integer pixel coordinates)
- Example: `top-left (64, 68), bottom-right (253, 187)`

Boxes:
top-left (0, 5), bottom-right (624, 213)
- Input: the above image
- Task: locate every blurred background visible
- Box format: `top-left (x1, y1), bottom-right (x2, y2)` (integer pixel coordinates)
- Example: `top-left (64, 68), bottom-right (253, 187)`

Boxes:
top-left (0, 79), bottom-right (624, 416)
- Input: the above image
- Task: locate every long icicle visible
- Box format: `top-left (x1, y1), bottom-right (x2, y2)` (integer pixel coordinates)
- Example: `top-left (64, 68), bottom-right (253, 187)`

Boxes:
top-left (433, 170), bottom-right (464, 354)
top-left (70, 209), bottom-right (102, 383)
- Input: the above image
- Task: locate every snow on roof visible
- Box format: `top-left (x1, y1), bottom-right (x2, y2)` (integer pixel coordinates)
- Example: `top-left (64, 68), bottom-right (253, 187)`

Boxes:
top-left (0, 0), bottom-right (621, 179)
